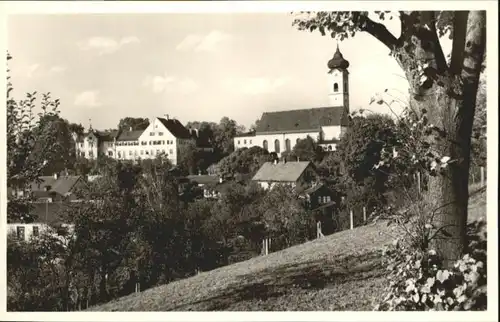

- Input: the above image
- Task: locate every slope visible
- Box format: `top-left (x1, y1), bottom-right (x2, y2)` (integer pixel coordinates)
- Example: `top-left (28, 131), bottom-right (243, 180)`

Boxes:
top-left (89, 186), bottom-right (486, 311)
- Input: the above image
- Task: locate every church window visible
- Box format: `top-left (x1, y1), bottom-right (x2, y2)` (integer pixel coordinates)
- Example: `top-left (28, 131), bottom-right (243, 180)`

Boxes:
top-left (263, 140), bottom-right (268, 150)
top-left (274, 139), bottom-right (280, 153)
top-left (285, 139), bottom-right (291, 152)
top-left (333, 83), bottom-right (339, 92)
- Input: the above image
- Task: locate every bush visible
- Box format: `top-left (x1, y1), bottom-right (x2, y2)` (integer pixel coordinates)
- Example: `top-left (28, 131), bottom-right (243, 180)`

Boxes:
top-left (374, 219), bottom-right (487, 311)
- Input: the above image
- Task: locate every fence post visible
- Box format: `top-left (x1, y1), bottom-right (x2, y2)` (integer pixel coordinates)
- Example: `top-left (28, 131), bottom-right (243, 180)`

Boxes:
top-left (417, 171), bottom-right (421, 194)
top-left (350, 210), bottom-right (354, 230)
top-left (363, 207), bottom-right (367, 223)
top-left (480, 166), bottom-right (485, 187)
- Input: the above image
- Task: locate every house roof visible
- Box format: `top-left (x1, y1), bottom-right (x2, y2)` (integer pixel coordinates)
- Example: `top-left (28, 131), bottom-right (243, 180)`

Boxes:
top-left (235, 131), bottom-right (256, 138)
top-left (186, 175), bottom-right (220, 185)
top-left (255, 106), bottom-right (348, 134)
top-left (95, 130), bottom-right (119, 141)
top-left (252, 161), bottom-right (312, 182)
top-left (304, 182), bottom-right (331, 195)
top-left (157, 118), bottom-right (192, 139)
top-left (30, 176), bottom-right (82, 197)
top-left (116, 130), bottom-right (144, 141)
top-left (30, 202), bottom-right (68, 225)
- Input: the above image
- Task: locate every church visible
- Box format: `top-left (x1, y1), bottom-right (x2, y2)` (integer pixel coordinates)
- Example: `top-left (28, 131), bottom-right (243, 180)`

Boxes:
top-left (233, 45), bottom-right (351, 156)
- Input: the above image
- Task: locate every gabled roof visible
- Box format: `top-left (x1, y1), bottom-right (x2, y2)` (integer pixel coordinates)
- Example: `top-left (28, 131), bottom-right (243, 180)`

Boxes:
top-left (252, 161), bottom-right (312, 182)
top-left (157, 118), bottom-right (192, 139)
top-left (30, 202), bottom-right (68, 225)
top-left (255, 106), bottom-right (348, 134)
top-left (30, 176), bottom-right (82, 197)
top-left (116, 130), bottom-right (144, 141)
top-left (235, 131), bottom-right (256, 138)
top-left (303, 182), bottom-right (333, 195)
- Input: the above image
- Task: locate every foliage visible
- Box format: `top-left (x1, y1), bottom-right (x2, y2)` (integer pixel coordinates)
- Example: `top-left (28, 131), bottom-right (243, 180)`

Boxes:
top-left (117, 117), bottom-right (150, 131)
top-left (217, 146), bottom-right (273, 180)
top-left (375, 219), bottom-right (487, 311)
top-left (292, 136), bottom-right (324, 163)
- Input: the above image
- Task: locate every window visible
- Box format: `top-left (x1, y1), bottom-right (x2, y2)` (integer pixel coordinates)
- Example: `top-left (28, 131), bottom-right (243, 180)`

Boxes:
top-left (318, 196), bottom-right (322, 204)
top-left (250, 140), bottom-right (252, 144)
top-left (108, 151), bottom-right (113, 156)
top-left (150, 132), bottom-right (155, 136)
top-left (274, 139), bottom-right (280, 153)
top-left (285, 139), bottom-right (291, 152)
top-left (328, 145), bottom-right (333, 151)
top-left (129, 150), bottom-right (133, 156)
top-left (326, 196), bottom-right (331, 203)
top-left (32, 226), bottom-right (39, 237)
top-left (238, 140), bottom-right (240, 145)
top-left (158, 132), bottom-right (164, 136)
top-left (263, 140), bottom-right (268, 150)
top-left (134, 150), bottom-right (138, 156)
top-left (169, 149), bottom-right (173, 154)
top-left (334, 83), bottom-right (339, 92)
top-left (118, 152), bottom-right (122, 158)
top-left (244, 139), bottom-right (247, 144)
top-left (17, 226), bottom-right (25, 240)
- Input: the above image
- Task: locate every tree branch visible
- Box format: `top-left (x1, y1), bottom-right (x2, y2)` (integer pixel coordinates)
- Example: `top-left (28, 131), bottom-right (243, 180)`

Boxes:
top-left (449, 11), bottom-right (469, 75)
top-left (359, 15), bottom-right (399, 50)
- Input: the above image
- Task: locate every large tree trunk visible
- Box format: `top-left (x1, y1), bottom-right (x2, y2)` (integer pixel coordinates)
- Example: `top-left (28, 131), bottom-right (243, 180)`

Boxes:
top-left (393, 11), bottom-right (486, 267)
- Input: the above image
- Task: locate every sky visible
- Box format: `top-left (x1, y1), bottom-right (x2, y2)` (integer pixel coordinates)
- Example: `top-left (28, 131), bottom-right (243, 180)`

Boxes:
top-left (7, 13), bottom-right (452, 131)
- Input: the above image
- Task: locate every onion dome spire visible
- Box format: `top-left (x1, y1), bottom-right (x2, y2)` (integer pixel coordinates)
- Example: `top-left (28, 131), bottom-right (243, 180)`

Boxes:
top-left (327, 42), bottom-right (350, 71)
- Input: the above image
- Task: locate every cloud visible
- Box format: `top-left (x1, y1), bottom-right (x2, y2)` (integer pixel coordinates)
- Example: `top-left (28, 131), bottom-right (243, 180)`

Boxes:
top-left (143, 75), bottom-right (199, 95)
top-left (78, 36), bottom-right (140, 55)
top-left (142, 74), bottom-right (176, 93)
top-left (178, 78), bottom-right (199, 94)
top-left (48, 66), bottom-right (67, 74)
top-left (17, 63), bottom-right (41, 78)
top-left (176, 30), bottom-right (232, 52)
top-left (225, 77), bottom-right (291, 95)
top-left (74, 91), bottom-right (102, 107)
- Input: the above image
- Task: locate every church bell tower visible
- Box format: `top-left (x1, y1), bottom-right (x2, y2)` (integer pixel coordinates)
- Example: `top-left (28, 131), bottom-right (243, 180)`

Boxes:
top-left (327, 44), bottom-right (350, 113)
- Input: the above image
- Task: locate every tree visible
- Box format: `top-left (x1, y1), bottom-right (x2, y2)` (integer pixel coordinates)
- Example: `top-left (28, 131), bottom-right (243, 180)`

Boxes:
top-left (293, 11), bottom-right (486, 265)
top-left (6, 53), bottom-right (63, 223)
top-left (292, 136), bottom-right (325, 163)
top-left (217, 146), bottom-right (273, 179)
top-left (117, 117), bottom-right (150, 131)
top-left (178, 141), bottom-right (200, 175)
top-left (213, 117), bottom-right (239, 155)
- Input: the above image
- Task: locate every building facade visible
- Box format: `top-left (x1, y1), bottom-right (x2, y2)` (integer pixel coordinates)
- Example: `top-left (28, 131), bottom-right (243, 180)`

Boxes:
top-left (234, 45), bottom-right (351, 156)
top-left (74, 116), bottom-right (198, 165)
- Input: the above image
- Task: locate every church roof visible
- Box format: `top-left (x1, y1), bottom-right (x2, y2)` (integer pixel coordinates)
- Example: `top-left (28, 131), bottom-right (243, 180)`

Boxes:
top-left (255, 106), bottom-right (348, 134)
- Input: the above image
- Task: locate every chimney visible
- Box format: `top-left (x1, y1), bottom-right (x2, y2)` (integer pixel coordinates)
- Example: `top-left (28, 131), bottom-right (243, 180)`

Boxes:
top-left (166, 114), bottom-right (170, 120)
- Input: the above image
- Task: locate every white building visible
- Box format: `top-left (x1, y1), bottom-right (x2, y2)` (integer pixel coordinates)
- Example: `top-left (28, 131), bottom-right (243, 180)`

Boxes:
top-left (234, 45), bottom-right (351, 156)
top-left (74, 116), bottom-right (199, 165)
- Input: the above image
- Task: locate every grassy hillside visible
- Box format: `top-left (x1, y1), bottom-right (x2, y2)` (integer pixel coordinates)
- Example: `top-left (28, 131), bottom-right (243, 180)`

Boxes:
top-left (89, 186), bottom-right (486, 311)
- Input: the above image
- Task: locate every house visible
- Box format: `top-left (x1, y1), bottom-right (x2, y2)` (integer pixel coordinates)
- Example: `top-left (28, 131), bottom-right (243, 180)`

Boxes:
top-left (7, 201), bottom-right (73, 242)
top-left (186, 174), bottom-right (225, 199)
top-left (251, 160), bottom-right (317, 190)
top-left (10, 174), bottom-right (84, 202)
top-left (73, 116), bottom-right (200, 165)
top-left (234, 45), bottom-right (350, 156)
top-left (302, 182), bottom-right (336, 210)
